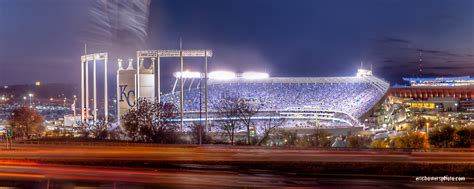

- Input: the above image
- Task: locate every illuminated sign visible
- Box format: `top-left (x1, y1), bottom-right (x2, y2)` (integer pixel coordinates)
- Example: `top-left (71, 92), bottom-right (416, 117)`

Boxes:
top-left (407, 102), bottom-right (435, 109)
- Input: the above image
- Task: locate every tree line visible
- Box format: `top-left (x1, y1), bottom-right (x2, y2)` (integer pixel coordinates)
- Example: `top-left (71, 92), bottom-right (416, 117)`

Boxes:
top-left (4, 100), bottom-right (474, 148)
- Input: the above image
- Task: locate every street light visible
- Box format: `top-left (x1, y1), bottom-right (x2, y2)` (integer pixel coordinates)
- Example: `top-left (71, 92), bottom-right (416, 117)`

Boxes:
top-left (426, 122), bottom-right (430, 137)
top-left (28, 93), bottom-right (33, 107)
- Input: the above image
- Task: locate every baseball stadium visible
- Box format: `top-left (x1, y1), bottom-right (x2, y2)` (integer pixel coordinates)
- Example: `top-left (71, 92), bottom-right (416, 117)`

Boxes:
top-left (160, 69), bottom-right (390, 130)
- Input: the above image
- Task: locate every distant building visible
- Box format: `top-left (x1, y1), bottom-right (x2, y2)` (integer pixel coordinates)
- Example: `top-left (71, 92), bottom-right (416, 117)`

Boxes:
top-left (63, 115), bottom-right (81, 127)
top-left (402, 76), bottom-right (474, 87)
top-left (388, 77), bottom-right (474, 112)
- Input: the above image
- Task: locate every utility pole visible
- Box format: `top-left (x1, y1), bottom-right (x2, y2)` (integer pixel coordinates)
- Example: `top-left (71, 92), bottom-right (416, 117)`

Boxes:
top-left (179, 38), bottom-right (184, 132)
top-left (205, 51), bottom-right (209, 132)
top-left (199, 77), bottom-right (202, 145)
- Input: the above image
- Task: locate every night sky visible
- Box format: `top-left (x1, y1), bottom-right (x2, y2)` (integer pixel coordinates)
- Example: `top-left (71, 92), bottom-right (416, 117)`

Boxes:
top-left (0, 0), bottom-right (473, 88)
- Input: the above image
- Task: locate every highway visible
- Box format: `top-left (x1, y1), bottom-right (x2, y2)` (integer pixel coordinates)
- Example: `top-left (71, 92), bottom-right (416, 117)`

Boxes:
top-left (0, 162), bottom-right (450, 188)
top-left (0, 143), bottom-right (472, 188)
top-left (0, 143), bottom-right (473, 163)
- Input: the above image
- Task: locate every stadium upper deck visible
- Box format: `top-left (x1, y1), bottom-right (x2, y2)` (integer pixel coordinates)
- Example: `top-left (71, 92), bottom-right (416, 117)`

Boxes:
top-left (208, 76), bottom-right (389, 92)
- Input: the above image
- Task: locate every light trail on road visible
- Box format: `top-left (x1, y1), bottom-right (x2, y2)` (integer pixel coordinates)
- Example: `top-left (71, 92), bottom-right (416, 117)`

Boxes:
top-left (0, 144), bottom-right (472, 187)
top-left (0, 144), bottom-right (473, 163)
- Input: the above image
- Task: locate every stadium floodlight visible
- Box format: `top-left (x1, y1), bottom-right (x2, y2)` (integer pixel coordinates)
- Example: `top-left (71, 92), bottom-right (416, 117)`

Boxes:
top-left (209, 71), bottom-right (236, 80)
top-left (242, 72), bottom-right (269, 79)
top-left (173, 71), bottom-right (202, 78)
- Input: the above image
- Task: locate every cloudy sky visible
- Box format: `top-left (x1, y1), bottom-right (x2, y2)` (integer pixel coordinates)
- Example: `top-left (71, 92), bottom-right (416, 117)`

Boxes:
top-left (0, 0), bottom-right (473, 87)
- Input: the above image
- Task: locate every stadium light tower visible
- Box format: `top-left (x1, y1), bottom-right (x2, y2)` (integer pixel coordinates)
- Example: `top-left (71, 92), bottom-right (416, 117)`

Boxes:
top-left (173, 71), bottom-right (202, 92)
top-left (173, 71), bottom-right (202, 78)
top-left (136, 49), bottom-right (212, 131)
top-left (209, 71), bottom-right (236, 80)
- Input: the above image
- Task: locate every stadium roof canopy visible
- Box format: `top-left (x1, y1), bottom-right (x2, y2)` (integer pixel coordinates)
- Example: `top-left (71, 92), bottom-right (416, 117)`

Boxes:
top-left (209, 76), bottom-right (375, 84)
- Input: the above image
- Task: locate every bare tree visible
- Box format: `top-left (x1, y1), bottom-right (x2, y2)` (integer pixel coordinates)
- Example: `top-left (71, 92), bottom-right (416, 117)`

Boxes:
top-left (89, 119), bottom-right (110, 140)
top-left (107, 122), bottom-right (123, 140)
top-left (347, 134), bottom-right (371, 148)
top-left (122, 99), bottom-right (180, 143)
top-left (391, 131), bottom-right (429, 149)
top-left (121, 107), bottom-right (140, 141)
top-left (237, 98), bottom-right (262, 145)
top-left (309, 122), bottom-right (332, 148)
top-left (75, 122), bottom-right (90, 138)
top-left (74, 118), bottom-right (119, 140)
top-left (191, 123), bottom-right (212, 144)
top-left (9, 106), bottom-right (44, 139)
top-left (215, 95), bottom-right (242, 145)
top-left (256, 115), bottom-right (285, 146)
top-left (429, 124), bottom-right (456, 148)
top-left (274, 130), bottom-right (298, 146)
